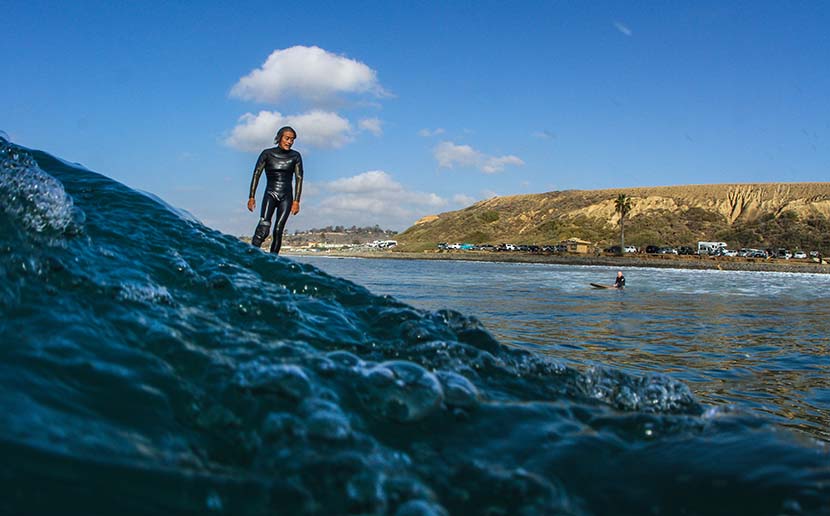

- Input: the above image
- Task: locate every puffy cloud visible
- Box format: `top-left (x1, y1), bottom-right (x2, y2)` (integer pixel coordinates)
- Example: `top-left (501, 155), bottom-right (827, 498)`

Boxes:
top-left (326, 170), bottom-right (400, 194)
top-left (433, 141), bottom-right (525, 174)
top-left (303, 170), bottom-right (448, 229)
top-left (230, 45), bottom-right (386, 104)
top-left (481, 155), bottom-right (525, 174)
top-left (434, 141), bottom-right (479, 168)
top-left (418, 128), bottom-right (445, 137)
top-left (225, 110), bottom-right (353, 151)
top-left (358, 117), bottom-right (383, 136)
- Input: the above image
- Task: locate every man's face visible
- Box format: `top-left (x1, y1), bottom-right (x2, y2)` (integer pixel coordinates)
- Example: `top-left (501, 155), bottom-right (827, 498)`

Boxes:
top-left (279, 131), bottom-right (296, 150)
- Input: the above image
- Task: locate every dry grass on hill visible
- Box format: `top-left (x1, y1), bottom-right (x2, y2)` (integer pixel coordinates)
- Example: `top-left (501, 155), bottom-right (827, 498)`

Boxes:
top-left (397, 183), bottom-right (830, 252)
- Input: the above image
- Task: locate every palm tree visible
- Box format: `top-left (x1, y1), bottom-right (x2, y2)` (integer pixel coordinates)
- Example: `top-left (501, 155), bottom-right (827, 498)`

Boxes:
top-left (614, 193), bottom-right (632, 254)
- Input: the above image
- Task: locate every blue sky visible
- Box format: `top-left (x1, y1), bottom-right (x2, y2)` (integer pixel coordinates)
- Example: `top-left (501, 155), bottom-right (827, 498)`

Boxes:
top-left (3, 1), bottom-right (828, 235)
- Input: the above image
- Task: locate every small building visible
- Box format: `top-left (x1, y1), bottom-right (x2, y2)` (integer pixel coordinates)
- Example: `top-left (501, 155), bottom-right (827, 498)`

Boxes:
top-left (561, 238), bottom-right (592, 254)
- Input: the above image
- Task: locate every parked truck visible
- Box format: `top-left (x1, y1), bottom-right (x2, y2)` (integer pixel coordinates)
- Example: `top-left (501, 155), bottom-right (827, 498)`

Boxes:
top-left (697, 241), bottom-right (727, 255)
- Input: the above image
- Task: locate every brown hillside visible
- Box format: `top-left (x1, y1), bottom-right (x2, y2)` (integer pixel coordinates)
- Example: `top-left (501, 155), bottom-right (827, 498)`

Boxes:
top-left (396, 183), bottom-right (830, 251)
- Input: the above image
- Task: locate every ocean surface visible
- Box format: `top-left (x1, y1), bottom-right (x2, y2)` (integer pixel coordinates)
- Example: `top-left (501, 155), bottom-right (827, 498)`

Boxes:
top-left (292, 255), bottom-right (830, 444)
top-left (1, 135), bottom-right (829, 515)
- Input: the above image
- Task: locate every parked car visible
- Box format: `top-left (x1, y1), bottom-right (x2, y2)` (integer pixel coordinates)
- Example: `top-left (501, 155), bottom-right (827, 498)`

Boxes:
top-left (793, 251), bottom-right (807, 259)
top-left (658, 246), bottom-right (678, 254)
top-left (677, 246), bottom-right (695, 255)
top-left (645, 245), bottom-right (659, 254)
top-left (624, 245), bottom-right (638, 253)
top-left (605, 246), bottom-right (622, 254)
top-left (775, 248), bottom-right (792, 259)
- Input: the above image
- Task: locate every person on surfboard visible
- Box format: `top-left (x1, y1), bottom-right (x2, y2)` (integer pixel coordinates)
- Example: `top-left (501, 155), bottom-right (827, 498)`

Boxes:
top-left (247, 126), bottom-right (304, 255)
top-left (614, 271), bottom-right (626, 289)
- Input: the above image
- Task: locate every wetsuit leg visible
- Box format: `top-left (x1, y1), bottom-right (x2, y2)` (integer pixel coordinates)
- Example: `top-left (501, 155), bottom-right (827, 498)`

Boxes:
top-left (269, 194), bottom-right (292, 254)
top-left (251, 193), bottom-right (279, 248)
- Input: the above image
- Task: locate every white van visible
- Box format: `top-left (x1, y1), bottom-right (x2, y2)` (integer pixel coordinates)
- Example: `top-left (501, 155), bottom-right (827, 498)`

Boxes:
top-left (698, 241), bottom-right (727, 255)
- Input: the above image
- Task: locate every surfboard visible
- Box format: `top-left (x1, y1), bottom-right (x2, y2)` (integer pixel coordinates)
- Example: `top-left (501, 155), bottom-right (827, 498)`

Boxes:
top-left (590, 283), bottom-right (613, 289)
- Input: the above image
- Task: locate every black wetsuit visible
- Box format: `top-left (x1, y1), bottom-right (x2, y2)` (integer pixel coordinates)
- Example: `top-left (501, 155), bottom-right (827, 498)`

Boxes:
top-left (249, 146), bottom-right (304, 254)
top-left (614, 275), bottom-right (626, 289)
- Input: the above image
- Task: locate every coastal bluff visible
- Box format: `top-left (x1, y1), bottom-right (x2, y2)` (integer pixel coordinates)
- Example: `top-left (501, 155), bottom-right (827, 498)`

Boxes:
top-left (397, 183), bottom-right (830, 251)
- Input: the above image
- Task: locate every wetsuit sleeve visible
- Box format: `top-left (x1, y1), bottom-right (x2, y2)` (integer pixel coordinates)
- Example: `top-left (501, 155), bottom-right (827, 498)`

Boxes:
top-left (248, 151), bottom-right (266, 199)
top-left (294, 153), bottom-right (304, 202)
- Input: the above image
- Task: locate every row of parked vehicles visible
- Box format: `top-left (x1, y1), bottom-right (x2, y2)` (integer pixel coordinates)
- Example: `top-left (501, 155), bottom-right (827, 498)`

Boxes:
top-left (694, 241), bottom-right (815, 259)
top-left (438, 243), bottom-right (570, 252)
top-left (437, 241), bottom-right (819, 260)
top-left (603, 245), bottom-right (697, 255)
top-left (604, 242), bottom-right (816, 259)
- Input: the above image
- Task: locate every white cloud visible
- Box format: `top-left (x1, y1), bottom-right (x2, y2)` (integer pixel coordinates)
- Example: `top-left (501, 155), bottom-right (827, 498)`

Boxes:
top-left (301, 170), bottom-right (448, 230)
top-left (452, 193), bottom-right (476, 206)
top-left (434, 141), bottom-right (479, 168)
top-left (230, 45), bottom-right (386, 103)
top-left (225, 110), bottom-right (353, 151)
top-left (358, 117), bottom-right (383, 136)
top-left (327, 170), bottom-right (401, 194)
top-left (433, 141), bottom-right (525, 174)
top-left (418, 128), bottom-right (445, 137)
top-left (614, 21), bottom-right (632, 36)
top-left (482, 155), bottom-right (525, 174)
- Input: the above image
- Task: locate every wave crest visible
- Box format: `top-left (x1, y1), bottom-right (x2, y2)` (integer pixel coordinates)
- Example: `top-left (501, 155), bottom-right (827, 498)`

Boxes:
top-left (0, 138), bottom-right (82, 237)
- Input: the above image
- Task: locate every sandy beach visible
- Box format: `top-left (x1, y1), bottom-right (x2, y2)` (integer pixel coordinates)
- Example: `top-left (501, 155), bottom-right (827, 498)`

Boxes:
top-left (283, 248), bottom-right (830, 274)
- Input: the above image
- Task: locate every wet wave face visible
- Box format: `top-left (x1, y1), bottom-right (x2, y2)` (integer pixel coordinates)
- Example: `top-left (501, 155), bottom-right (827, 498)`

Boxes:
top-left (1, 136), bottom-right (828, 515)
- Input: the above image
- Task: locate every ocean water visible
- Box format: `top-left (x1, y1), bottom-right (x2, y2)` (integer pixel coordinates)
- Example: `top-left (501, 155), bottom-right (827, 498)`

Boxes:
top-left (1, 136), bottom-right (828, 515)
top-left (292, 256), bottom-right (830, 444)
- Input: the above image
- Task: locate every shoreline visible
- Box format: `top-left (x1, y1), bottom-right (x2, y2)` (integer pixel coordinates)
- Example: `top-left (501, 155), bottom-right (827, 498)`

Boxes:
top-left (283, 248), bottom-right (830, 274)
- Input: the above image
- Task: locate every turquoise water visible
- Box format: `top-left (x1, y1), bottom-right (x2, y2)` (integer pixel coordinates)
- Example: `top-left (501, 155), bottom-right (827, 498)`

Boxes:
top-left (293, 256), bottom-right (830, 443)
top-left (2, 136), bottom-right (829, 515)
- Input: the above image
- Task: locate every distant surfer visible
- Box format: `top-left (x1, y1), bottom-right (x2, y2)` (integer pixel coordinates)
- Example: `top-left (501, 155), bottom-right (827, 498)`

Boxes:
top-left (247, 126), bottom-right (303, 254)
top-left (614, 271), bottom-right (626, 289)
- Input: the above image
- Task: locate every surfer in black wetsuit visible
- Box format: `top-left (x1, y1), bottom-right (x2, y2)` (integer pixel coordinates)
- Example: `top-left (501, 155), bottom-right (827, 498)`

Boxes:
top-left (614, 271), bottom-right (626, 289)
top-left (247, 126), bottom-right (303, 254)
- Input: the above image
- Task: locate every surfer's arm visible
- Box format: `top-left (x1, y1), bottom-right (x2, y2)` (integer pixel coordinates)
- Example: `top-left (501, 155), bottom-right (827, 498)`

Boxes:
top-left (291, 155), bottom-right (303, 215)
top-left (247, 152), bottom-right (266, 211)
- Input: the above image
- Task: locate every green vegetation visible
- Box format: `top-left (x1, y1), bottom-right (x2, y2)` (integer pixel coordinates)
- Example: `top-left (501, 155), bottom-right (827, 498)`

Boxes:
top-left (717, 212), bottom-right (830, 252)
top-left (461, 230), bottom-right (491, 243)
top-left (536, 219), bottom-right (561, 240)
top-left (479, 210), bottom-right (500, 223)
top-left (614, 193), bottom-right (632, 253)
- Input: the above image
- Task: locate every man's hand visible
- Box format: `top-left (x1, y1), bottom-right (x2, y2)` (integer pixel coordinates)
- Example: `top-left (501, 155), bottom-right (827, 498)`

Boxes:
top-left (291, 201), bottom-right (300, 215)
top-left (247, 198), bottom-right (256, 212)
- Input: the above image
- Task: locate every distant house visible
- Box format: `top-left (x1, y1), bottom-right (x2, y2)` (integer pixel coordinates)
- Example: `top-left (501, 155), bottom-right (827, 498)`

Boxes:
top-left (561, 238), bottom-right (592, 254)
